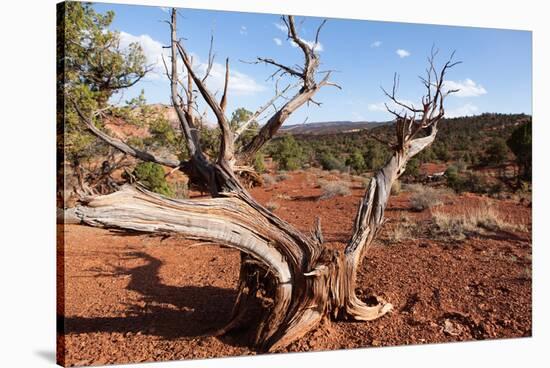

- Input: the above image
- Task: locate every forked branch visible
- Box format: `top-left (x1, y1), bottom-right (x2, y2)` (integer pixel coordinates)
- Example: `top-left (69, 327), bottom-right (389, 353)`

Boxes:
top-left (340, 51), bottom-right (460, 320)
top-left (238, 15), bottom-right (333, 162)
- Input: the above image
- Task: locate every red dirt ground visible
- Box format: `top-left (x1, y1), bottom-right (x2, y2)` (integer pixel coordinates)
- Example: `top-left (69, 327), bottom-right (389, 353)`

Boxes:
top-left (58, 172), bottom-right (532, 366)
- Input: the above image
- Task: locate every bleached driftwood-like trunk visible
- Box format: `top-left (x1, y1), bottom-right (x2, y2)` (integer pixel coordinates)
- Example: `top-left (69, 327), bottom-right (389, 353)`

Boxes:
top-left (72, 8), bottom-right (459, 351)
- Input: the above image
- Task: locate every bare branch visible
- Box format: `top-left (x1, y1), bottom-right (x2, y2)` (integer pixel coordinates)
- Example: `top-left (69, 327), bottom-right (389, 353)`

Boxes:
top-left (202, 33), bottom-right (216, 83)
top-left (220, 58), bottom-right (230, 115)
top-left (314, 19), bottom-right (327, 46)
top-left (237, 16), bottom-right (332, 161)
top-left (175, 39), bottom-right (234, 163)
top-left (234, 83), bottom-right (297, 141)
top-left (72, 101), bottom-right (180, 168)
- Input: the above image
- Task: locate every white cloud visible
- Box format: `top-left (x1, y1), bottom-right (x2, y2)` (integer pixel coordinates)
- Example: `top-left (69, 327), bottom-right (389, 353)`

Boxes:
top-left (195, 61), bottom-right (265, 95)
top-left (396, 49), bottom-right (411, 58)
top-left (371, 40), bottom-right (382, 48)
top-left (367, 102), bottom-right (387, 112)
top-left (118, 31), bottom-right (265, 95)
top-left (240, 25), bottom-right (247, 36)
top-left (443, 78), bottom-right (487, 97)
top-left (290, 38), bottom-right (324, 52)
top-left (274, 21), bottom-right (323, 51)
top-left (273, 37), bottom-right (282, 46)
top-left (119, 31), bottom-right (165, 79)
top-left (159, 7), bottom-right (170, 13)
top-left (274, 22), bottom-right (287, 32)
top-left (446, 103), bottom-right (479, 118)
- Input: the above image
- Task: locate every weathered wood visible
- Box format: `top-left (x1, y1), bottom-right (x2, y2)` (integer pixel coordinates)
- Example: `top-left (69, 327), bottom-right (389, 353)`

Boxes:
top-left (71, 7), bottom-right (458, 352)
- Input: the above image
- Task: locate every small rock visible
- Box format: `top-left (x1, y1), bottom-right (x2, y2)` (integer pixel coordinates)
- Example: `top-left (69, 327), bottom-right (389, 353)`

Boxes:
top-left (443, 319), bottom-right (462, 336)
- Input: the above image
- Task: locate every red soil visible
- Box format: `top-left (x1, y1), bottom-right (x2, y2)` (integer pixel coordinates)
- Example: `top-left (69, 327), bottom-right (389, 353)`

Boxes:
top-left (58, 172), bottom-right (532, 366)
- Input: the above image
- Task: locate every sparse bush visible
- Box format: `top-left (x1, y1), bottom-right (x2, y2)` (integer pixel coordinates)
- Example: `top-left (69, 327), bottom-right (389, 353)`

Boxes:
top-left (262, 173), bottom-right (276, 187)
top-left (484, 138), bottom-right (509, 166)
top-left (403, 157), bottom-right (420, 178)
top-left (346, 149), bottom-right (366, 173)
top-left (265, 201), bottom-right (279, 211)
top-left (276, 172), bottom-right (291, 182)
top-left (408, 184), bottom-right (443, 211)
top-left (431, 211), bottom-right (469, 240)
top-left (271, 135), bottom-right (304, 171)
top-left (507, 121), bottom-right (532, 180)
top-left (132, 162), bottom-right (173, 197)
top-left (253, 153), bottom-right (266, 174)
top-left (387, 214), bottom-right (416, 244)
top-left (431, 205), bottom-right (527, 240)
top-left (319, 153), bottom-right (346, 172)
top-left (445, 166), bottom-right (493, 194)
top-left (319, 180), bottom-right (351, 200)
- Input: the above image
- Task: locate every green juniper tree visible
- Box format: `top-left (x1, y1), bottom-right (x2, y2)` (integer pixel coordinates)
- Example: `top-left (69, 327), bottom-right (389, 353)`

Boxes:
top-left (57, 2), bottom-right (150, 198)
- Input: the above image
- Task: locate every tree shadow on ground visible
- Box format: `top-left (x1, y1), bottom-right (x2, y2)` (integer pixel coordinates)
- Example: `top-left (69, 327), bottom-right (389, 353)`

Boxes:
top-left (62, 251), bottom-right (239, 341)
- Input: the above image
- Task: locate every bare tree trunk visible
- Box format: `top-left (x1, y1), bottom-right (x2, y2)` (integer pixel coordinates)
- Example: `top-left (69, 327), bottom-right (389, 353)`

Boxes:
top-left (70, 8), bottom-right (459, 351)
top-left (74, 126), bottom-right (438, 351)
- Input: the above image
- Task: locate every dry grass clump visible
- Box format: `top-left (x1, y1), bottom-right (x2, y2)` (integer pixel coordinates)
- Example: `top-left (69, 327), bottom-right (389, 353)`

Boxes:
top-left (319, 180), bottom-right (351, 200)
top-left (431, 205), bottom-right (527, 240)
top-left (261, 173), bottom-right (276, 187)
top-left (306, 167), bottom-right (323, 175)
top-left (275, 194), bottom-right (292, 201)
top-left (407, 184), bottom-right (447, 211)
top-left (387, 214), bottom-right (417, 244)
top-left (265, 201), bottom-right (280, 211)
top-left (275, 172), bottom-right (291, 182)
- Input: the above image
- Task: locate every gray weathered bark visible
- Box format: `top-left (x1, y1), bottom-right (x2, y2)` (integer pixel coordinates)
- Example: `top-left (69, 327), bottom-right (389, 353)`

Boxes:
top-left (71, 9), bottom-right (459, 351)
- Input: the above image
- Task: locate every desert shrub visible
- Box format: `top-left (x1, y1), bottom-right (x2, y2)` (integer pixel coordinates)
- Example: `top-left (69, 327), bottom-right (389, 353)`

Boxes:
top-left (431, 211), bottom-right (469, 241)
top-left (319, 180), bottom-right (351, 200)
top-left (403, 157), bottom-right (420, 179)
top-left (316, 178), bottom-right (328, 188)
top-left (431, 206), bottom-right (526, 240)
top-left (253, 153), bottom-right (266, 174)
top-left (346, 149), bottom-right (366, 173)
top-left (484, 138), bottom-right (509, 166)
top-left (507, 121), bottom-right (532, 180)
top-left (261, 173), bottom-right (276, 187)
top-left (276, 172), bottom-right (291, 182)
top-left (408, 184), bottom-right (443, 211)
top-left (132, 162), bottom-right (173, 197)
top-left (146, 117), bottom-right (178, 148)
top-left (265, 201), bottom-right (279, 211)
top-left (445, 166), bottom-right (492, 194)
top-left (387, 214), bottom-right (416, 244)
top-left (319, 153), bottom-right (346, 172)
top-left (364, 140), bottom-right (389, 170)
top-left (271, 135), bottom-right (304, 171)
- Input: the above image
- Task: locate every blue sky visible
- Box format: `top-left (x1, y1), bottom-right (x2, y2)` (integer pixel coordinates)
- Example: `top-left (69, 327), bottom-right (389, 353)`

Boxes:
top-left (91, 2), bottom-right (532, 124)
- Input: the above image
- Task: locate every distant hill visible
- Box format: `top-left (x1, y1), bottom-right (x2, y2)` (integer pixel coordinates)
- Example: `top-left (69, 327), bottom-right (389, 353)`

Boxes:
top-left (278, 121), bottom-right (389, 135)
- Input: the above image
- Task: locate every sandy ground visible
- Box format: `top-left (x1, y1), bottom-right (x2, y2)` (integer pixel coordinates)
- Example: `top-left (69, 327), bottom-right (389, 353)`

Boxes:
top-left (58, 172), bottom-right (532, 366)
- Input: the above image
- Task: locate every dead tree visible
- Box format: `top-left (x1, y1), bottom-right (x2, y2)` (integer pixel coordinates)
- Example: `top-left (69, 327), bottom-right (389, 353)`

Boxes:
top-left (72, 9), bottom-right (459, 351)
